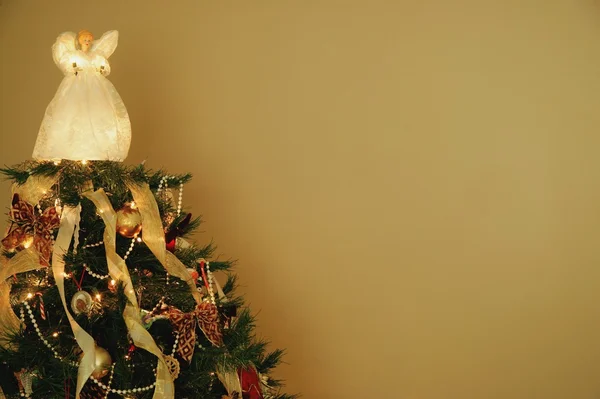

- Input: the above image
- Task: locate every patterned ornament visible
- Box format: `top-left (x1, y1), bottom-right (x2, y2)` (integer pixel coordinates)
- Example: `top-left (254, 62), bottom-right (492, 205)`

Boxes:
top-left (163, 354), bottom-right (181, 380)
top-left (71, 290), bottom-right (93, 315)
top-left (163, 302), bottom-right (223, 362)
top-left (80, 380), bottom-right (104, 399)
top-left (1, 194), bottom-right (60, 266)
top-left (116, 202), bottom-right (142, 238)
top-left (238, 367), bottom-right (264, 399)
top-left (14, 368), bottom-right (36, 397)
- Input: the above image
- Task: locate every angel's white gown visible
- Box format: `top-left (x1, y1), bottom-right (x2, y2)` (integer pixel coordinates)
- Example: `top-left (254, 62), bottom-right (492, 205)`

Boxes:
top-left (32, 31), bottom-right (131, 161)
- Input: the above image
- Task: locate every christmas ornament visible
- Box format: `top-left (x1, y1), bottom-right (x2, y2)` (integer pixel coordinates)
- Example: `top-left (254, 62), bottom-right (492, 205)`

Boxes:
top-left (14, 368), bottom-right (36, 398)
top-left (1, 193), bottom-right (60, 266)
top-left (187, 267), bottom-right (199, 284)
top-left (238, 367), bottom-right (264, 399)
top-left (81, 346), bottom-right (112, 379)
top-left (163, 355), bottom-right (180, 380)
top-left (80, 380), bottom-right (104, 399)
top-left (34, 292), bottom-right (47, 320)
top-left (71, 290), bottom-right (93, 315)
top-left (162, 302), bottom-right (223, 362)
top-left (165, 213), bottom-right (192, 252)
top-left (116, 202), bottom-right (142, 238)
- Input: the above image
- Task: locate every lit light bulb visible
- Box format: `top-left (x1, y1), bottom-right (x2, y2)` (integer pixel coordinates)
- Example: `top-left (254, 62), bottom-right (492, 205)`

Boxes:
top-left (136, 237), bottom-right (142, 243)
top-left (52, 332), bottom-right (59, 338)
top-left (53, 160), bottom-right (61, 166)
top-left (26, 293), bottom-right (33, 299)
top-left (81, 160), bottom-right (88, 165)
top-left (22, 237), bottom-right (34, 249)
top-left (95, 294), bottom-right (102, 301)
top-left (129, 201), bottom-right (137, 209)
top-left (110, 279), bottom-right (116, 286)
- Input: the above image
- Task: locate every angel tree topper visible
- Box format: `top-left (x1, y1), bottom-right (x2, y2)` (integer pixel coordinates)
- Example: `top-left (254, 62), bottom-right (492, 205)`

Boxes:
top-left (32, 30), bottom-right (131, 162)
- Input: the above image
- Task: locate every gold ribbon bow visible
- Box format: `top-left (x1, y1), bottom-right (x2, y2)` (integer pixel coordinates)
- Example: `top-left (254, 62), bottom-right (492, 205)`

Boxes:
top-left (165, 302), bottom-right (223, 363)
top-left (2, 194), bottom-right (60, 266)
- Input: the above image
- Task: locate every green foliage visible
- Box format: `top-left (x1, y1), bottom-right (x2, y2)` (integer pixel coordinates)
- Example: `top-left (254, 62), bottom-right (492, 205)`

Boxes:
top-left (0, 160), bottom-right (292, 399)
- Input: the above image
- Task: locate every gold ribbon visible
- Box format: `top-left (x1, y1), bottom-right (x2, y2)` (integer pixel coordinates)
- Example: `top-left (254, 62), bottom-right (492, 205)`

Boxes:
top-left (126, 182), bottom-right (202, 305)
top-left (11, 175), bottom-right (57, 205)
top-left (53, 204), bottom-right (97, 399)
top-left (0, 249), bottom-right (43, 349)
top-left (83, 188), bottom-right (174, 399)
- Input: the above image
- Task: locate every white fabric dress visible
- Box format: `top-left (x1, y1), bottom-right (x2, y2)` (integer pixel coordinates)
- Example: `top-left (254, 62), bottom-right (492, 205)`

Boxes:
top-left (32, 31), bottom-right (131, 161)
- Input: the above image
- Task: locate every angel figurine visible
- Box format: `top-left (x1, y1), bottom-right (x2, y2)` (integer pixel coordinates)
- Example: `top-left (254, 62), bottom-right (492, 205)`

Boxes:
top-left (32, 30), bottom-right (131, 162)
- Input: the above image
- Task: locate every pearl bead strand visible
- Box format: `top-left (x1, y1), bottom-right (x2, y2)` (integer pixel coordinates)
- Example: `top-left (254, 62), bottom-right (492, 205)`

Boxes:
top-left (83, 240), bottom-right (104, 249)
top-left (123, 234), bottom-right (140, 260)
top-left (206, 262), bottom-right (216, 305)
top-left (177, 181), bottom-right (184, 216)
top-left (84, 263), bottom-right (110, 280)
top-left (21, 302), bottom-right (60, 360)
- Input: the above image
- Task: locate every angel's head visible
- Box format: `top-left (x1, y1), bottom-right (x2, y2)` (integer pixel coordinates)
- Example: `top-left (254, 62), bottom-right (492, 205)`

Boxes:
top-left (77, 30), bottom-right (94, 52)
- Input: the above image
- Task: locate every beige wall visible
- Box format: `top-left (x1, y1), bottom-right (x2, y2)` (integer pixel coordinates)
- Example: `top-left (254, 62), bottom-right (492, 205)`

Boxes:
top-left (3, 1), bottom-right (600, 398)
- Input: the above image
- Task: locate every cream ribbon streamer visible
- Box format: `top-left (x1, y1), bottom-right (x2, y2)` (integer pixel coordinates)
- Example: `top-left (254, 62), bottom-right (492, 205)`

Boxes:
top-left (53, 204), bottom-right (97, 399)
top-left (126, 182), bottom-right (202, 305)
top-left (0, 249), bottom-right (43, 349)
top-left (11, 174), bottom-right (57, 205)
top-left (83, 188), bottom-right (174, 399)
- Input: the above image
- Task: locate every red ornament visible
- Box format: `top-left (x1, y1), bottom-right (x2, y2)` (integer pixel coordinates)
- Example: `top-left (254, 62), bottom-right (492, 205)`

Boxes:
top-left (237, 367), bottom-right (263, 399)
top-left (165, 213), bottom-right (192, 252)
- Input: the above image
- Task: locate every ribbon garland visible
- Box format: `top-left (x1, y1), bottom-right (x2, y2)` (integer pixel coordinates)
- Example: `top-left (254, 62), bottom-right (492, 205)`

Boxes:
top-left (52, 203), bottom-right (97, 399)
top-left (126, 182), bottom-right (203, 305)
top-left (83, 188), bottom-right (175, 399)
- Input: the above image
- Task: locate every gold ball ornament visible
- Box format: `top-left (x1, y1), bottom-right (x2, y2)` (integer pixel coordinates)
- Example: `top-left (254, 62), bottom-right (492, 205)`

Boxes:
top-left (116, 202), bottom-right (142, 238)
top-left (78, 345), bottom-right (113, 379)
top-left (91, 346), bottom-right (112, 379)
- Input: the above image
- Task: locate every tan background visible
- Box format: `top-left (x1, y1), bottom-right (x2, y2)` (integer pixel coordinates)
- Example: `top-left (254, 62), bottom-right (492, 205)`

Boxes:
top-left (3, 1), bottom-right (600, 398)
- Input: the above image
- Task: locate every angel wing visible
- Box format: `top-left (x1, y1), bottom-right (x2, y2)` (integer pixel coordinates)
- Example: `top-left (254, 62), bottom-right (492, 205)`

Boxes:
top-left (91, 30), bottom-right (119, 59)
top-left (52, 31), bottom-right (77, 73)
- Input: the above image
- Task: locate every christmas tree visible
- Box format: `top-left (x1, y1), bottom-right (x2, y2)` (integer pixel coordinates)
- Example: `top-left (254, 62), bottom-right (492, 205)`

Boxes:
top-left (0, 30), bottom-right (292, 399)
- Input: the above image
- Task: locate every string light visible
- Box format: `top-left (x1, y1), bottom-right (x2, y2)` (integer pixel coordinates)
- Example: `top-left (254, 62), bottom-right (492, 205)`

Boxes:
top-left (95, 294), bottom-right (102, 301)
top-left (22, 237), bottom-right (34, 249)
top-left (52, 332), bottom-right (59, 338)
top-left (26, 293), bottom-right (33, 299)
top-left (81, 160), bottom-right (88, 165)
